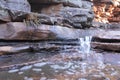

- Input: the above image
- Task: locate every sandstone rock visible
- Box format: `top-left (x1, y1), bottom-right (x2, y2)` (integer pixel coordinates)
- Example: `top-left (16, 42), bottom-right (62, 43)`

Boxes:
top-left (0, 46), bottom-right (30, 55)
top-left (0, 44), bottom-right (60, 55)
top-left (59, 7), bottom-right (94, 28)
top-left (92, 42), bottom-right (120, 52)
top-left (94, 30), bottom-right (120, 41)
top-left (0, 7), bottom-right (11, 22)
top-left (28, 0), bottom-right (83, 8)
top-left (0, 0), bottom-right (31, 22)
top-left (92, 30), bottom-right (120, 52)
top-left (41, 4), bottom-right (94, 28)
top-left (0, 22), bottom-right (96, 40)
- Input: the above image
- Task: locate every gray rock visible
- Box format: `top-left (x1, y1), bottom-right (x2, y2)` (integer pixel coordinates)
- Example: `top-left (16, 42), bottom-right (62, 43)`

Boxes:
top-left (0, 0), bottom-right (31, 22)
top-left (28, 0), bottom-right (83, 8)
top-left (0, 22), bottom-right (96, 40)
top-left (41, 5), bottom-right (94, 28)
top-left (94, 30), bottom-right (120, 41)
top-left (92, 42), bottom-right (120, 52)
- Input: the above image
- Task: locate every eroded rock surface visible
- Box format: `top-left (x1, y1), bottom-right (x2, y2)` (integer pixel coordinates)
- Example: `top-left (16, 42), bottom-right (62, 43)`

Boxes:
top-left (93, 30), bottom-right (120, 52)
top-left (0, 0), bottom-right (31, 22)
top-left (0, 22), bottom-right (97, 40)
top-left (29, 0), bottom-right (94, 28)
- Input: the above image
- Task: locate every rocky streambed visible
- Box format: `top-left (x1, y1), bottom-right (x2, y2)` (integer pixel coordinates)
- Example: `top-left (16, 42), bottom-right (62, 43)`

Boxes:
top-left (0, 33), bottom-right (120, 80)
top-left (0, 0), bottom-right (120, 80)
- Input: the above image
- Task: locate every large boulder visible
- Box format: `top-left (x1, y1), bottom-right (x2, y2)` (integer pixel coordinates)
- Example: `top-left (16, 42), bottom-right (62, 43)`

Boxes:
top-left (0, 0), bottom-right (31, 22)
top-left (28, 0), bottom-right (94, 29)
top-left (40, 3), bottom-right (94, 28)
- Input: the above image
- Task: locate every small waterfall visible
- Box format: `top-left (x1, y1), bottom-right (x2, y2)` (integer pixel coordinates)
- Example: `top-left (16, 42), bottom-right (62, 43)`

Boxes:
top-left (79, 36), bottom-right (92, 54)
top-left (79, 36), bottom-right (105, 74)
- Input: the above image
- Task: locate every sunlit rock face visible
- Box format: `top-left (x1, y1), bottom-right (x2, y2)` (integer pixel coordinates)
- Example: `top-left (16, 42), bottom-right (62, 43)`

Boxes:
top-left (0, 0), bottom-right (31, 22)
top-left (28, 0), bottom-right (94, 29)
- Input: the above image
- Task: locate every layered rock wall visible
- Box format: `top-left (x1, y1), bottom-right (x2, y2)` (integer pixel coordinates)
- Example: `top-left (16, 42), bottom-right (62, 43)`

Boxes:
top-left (0, 0), bottom-right (94, 40)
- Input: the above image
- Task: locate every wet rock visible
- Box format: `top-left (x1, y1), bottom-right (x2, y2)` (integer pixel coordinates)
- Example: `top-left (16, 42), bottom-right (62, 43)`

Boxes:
top-left (32, 68), bottom-right (42, 72)
top-left (8, 69), bottom-right (19, 73)
top-left (20, 65), bottom-right (32, 71)
top-left (0, 0), bottom-right (31, 22)
top-left (33, 62), bottom-right (48, 67)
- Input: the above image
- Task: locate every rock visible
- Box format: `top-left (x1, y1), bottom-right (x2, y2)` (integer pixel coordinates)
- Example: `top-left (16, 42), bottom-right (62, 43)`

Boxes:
top-left (28, 0), bottom-right (83, 8)
top-left (0, 22), bottom-right (96, 40)
top-left (94, 30), bottom-right (120, 41)
top-left (41, 4), bottom-right (94, 28)
top-left (0, 0), bottom-right (31, 22)
top-left (0, 7), bottom-right (11, 22)
top-left (0, 46), bottom-right (30, 55)
top-left (59, 7), bottom-right (94, 28)
top-left (28, 0), bottom-right (94, 28)
top-left (92, 42), bottom-right (120, 52)
top-left (92, 30), bottom-right (120, 52)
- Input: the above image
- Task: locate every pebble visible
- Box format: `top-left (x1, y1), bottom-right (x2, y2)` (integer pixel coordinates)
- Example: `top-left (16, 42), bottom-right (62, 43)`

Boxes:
top-left (24, 77), bottom-right (33, 80)
top-left (18, 72), bottom-right (24, 75)
top-left (8, 69), bottom-right (19, 73)
top-left (32, 68), bottom-right (42, 72)
top-left (47, 79), bottom-right (57, 80)
top-left (20, 65), bottom-right (32, 71)
top-left (34, 62), bottom-right (48, 67)
top-left (65, 71), bottom-right (74, 75)
top-left (111, 71), bottom-right (118, 76)
top-left (40, 77), bottom-right (47, 80)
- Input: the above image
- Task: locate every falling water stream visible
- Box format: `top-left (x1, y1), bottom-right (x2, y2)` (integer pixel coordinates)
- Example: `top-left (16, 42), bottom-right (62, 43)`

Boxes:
top-left (0, 36), bottom-right (120, 80)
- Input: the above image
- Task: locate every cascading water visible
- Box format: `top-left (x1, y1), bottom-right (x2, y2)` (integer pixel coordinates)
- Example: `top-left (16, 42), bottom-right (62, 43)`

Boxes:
top-left (79, 36), bottom-right (92, 59)
top-left (78, 36), bottom-right (105, 74)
